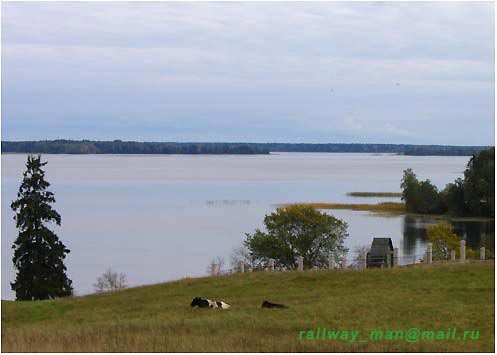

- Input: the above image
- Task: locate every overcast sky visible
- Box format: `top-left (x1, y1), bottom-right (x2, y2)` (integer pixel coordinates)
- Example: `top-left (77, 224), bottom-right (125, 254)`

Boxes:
top-left (2, 2), bottom-right (495, 145)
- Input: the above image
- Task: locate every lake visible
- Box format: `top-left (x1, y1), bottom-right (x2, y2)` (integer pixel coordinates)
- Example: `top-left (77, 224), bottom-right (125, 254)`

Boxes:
top-left (1, 153), bottom-right (492, 300)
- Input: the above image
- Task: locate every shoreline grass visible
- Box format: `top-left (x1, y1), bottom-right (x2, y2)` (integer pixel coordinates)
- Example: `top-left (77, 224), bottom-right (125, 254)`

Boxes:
top-left (2, 263), bottom-right (494, 352)
top-left (346, 192), bottom-right (402, 198)
top-left (288, 202), bottom-right (406, 214)
top-left (282, 202), bottom-right (494, 222)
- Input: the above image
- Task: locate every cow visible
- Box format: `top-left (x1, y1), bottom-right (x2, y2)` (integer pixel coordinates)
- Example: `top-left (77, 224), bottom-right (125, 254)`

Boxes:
top-left (261, 300), bottom-right (288, 309)
top-left (190, 297), bottom-right (231, 309)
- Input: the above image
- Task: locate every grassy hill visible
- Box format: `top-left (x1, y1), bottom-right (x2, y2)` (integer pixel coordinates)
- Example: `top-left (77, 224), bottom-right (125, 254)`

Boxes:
top-left (2, 263), bottom-right (494, 352)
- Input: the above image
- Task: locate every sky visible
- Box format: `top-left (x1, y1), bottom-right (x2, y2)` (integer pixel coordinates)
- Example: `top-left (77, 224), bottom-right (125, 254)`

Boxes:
top-left (1, 1), bottom-right (495, 145)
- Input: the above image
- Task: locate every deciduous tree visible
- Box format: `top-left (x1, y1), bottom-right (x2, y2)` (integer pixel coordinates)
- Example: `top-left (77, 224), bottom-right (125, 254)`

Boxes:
top-left (94, 268), bottom-right (127, 293)
top-left (244, 205), bottom-right (348, 269)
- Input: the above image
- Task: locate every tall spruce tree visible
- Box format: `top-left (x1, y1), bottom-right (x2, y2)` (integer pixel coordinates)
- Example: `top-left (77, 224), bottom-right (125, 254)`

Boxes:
top-left (11, 155), bottom-right (72, 300)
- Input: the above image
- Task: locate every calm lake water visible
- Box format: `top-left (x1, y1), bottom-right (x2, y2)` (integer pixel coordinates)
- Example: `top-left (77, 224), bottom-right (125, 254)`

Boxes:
top-left (1, 153), bottom-right (492, 299)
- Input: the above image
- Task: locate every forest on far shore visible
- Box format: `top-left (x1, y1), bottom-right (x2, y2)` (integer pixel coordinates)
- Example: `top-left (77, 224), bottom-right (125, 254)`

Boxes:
top-left (1, 140), bottom-right (490, 156)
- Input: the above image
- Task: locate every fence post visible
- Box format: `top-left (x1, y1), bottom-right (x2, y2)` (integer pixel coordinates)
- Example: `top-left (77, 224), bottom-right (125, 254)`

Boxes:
top-left (329, 255), bottom-right (335, 270)
top-left (298, 256), bottom-right (304, 271)
top-left (450, 250), bottom-right (456, 262)
top-left (386, 253), bottom-right (392, 268)
top-left (269, 258), bottom-right (275, 271)
top-left (239, 261), bottom-right (245, 273)
top-left (341, 256), bottom-right (347, 269)
top-left (426, 243), bottom-right (432, 265)
top-left (393, 248), bottom-right (398, 268)
top-left (363, 250), bottom-right (368, 270)
top-left (460, 240), bottom-right (466, 263)
top-left (211, 263), bottom-right (219, 276)
top-left (480, 247), bottom-right (485, 260)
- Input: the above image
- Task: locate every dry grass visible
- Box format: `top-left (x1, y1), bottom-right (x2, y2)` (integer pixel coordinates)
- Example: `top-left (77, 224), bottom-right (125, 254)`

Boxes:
top-left (284, 202), bottom-right (494, 222)
top-left (2, 263), bottom-right (494, 352)
top-left (346, 192), bottom-right (402, 198)
top-left (293, 202), bottom-right (406, 213)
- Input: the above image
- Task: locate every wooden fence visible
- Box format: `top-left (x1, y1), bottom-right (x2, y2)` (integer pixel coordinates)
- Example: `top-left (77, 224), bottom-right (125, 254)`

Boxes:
top-left (210, 242), bottom-right (489, 276)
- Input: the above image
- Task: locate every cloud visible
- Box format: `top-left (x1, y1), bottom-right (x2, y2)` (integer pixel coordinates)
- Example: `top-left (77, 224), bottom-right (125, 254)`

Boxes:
top-left (1, 2), bottom-right (494, 144)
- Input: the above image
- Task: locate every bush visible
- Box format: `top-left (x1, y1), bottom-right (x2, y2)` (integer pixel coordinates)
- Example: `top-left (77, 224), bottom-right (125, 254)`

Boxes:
top-left (426, 222), bottom-right (460, 260)
top-left (465, 248), bottom-right (477, 260)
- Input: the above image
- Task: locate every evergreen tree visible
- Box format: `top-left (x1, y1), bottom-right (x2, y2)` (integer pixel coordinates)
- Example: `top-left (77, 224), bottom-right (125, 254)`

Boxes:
top-left (10, 155), bottom-right (72, 300)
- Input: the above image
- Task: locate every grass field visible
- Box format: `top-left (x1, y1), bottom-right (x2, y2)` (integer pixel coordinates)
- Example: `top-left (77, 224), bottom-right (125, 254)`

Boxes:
top-left (2, 263), bottom-right (494, 352)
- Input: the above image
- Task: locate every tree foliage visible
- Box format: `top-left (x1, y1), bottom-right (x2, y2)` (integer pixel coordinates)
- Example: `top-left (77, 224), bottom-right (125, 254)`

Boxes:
top-left (462, 147), bottom-right (494, 217)
top-left (10, 155), bottom-right (73, 300)
top-left (244, 205), bottom-right (348, 269)
top-left (401, 169), bottom-right (443, 214)
top-left (440, 178), bottom-right (468, 216)
top-left (426, 222), bottom-right (460, 260)
top-left (401, 147), bottom-right (494, 217)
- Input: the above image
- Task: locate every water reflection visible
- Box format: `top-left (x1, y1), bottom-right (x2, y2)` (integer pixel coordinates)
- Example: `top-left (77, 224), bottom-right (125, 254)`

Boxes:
top-left (452, 221), bottom-right (494, 250)
top-left (402, 215), bottom-right (494, 256)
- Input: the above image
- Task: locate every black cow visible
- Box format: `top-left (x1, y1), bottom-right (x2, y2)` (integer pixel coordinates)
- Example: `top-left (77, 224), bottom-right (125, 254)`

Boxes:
top-left (261, 300), bottom-right (288, 309)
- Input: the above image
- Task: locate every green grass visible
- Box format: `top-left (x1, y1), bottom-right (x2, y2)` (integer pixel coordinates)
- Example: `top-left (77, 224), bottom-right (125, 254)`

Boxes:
top-left (347, 192), bottom-right (403, 198)
top-left (2, 263), bottom-right (494, 352)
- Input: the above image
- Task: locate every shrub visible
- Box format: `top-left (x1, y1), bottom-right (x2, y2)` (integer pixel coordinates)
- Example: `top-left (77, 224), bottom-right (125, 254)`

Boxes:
top-left (426, 222), bottom-right (460, 260)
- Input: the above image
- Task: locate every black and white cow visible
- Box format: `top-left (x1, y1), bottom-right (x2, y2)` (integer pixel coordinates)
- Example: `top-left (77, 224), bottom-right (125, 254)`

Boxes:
top-left (190, 297), bottom-right (231, 309)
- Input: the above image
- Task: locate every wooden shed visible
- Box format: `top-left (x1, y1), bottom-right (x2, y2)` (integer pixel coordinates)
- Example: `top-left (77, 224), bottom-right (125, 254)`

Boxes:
top-left (366, 238), bottom-right (394, 268)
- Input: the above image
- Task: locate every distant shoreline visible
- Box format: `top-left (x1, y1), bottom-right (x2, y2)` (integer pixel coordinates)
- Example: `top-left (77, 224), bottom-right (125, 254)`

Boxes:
top-left (1, 140), bottom-right (490, 156)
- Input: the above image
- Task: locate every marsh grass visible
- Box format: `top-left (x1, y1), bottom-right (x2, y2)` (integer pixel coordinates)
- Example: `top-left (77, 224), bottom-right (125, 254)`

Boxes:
top-left (347, 192), bottom-right (402, 198)
top-left (285, 202), bottom-right (494, 222)
top-left (296, 202), bottom-right (406, 213)
top-left (2, 263), bottom-right (494, 352)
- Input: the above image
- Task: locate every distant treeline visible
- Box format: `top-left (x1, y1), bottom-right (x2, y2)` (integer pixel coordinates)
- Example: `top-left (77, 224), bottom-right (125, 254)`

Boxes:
top-left (1, 140), bottom-right (269, 155)
top-left (251, 143), bottom-right (489, 156)
top-left (1, 140), bottom-right (490, 156)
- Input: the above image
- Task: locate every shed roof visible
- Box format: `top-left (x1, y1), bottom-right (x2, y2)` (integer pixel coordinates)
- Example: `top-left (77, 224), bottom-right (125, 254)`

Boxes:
top-left (369, 237), bottom-right (394, 256)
